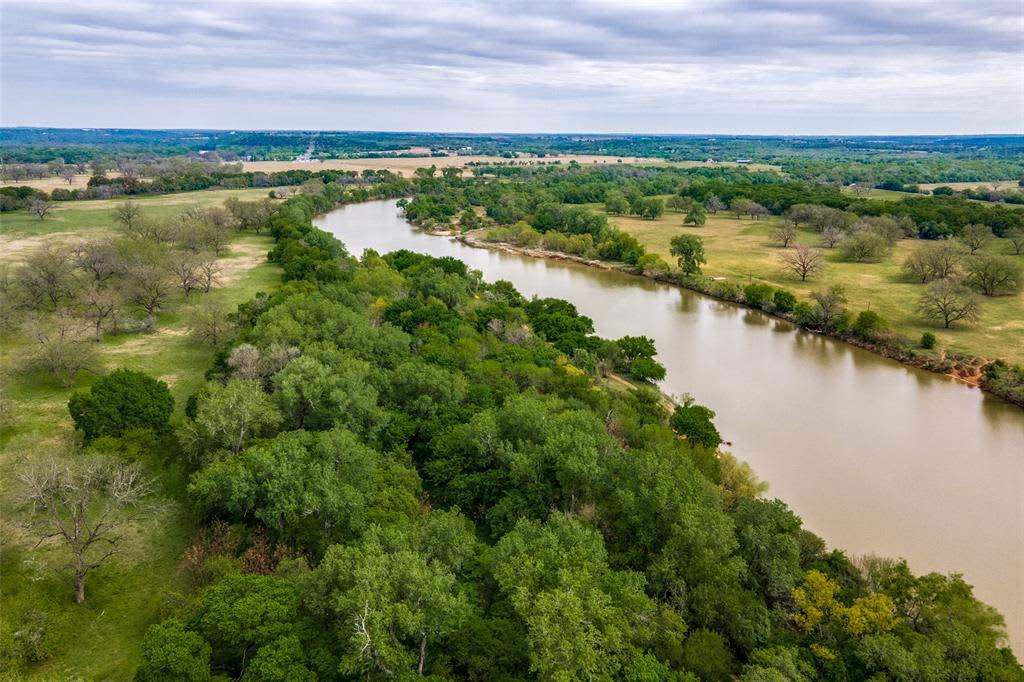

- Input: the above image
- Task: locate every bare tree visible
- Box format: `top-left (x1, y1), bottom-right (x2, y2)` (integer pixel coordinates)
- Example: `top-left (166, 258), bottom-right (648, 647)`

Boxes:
top-left (17, 245), bottom-right (77, 310)
top-left (28, 199), bottom-right (54, 221)
top-left (1006, 228), bottom-right (1024, 256)
top-left (71, 238), bottom-right (121, 284)
top-left (821, 226), bottom-right (845, 248)
top-left (195, 255), bottom-right (222, 293)
top-left (779, 245), bottom-right (825, 281)
top-left (166, 250), bottom-right (201, 298)
top-left (917, 279), bottom-right (981, 328)
top-left (189, 299), bottom-right (237, 346)
top-left (80, 284), bottom-right (121, 339)
top-left (19, 457), bottom-right (150, 603)
top-left (114, 200), bottom-right (143, 233)
top-left (30, 311), bottom-right (97, 386)
top-left (958, 223), bottom-right (993, 255)
top-left (770, 224), bottom-right (798, 247)
top-left (126, 264), bottom-right (172, 322)
top-left (59, 165), bottom-right (77, 185)
top-left (964, 253), bottom-right (1022, 296)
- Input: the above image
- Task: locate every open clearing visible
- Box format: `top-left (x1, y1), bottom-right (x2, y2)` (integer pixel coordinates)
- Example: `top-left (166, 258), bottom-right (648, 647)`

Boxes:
top-left (0, 173), bottom-right (128, 192)
top-left (0, 192), bottom-right (280, 680)
top-left (917, 180), bottom-right (1022, 191)
top-left (604, 201), bottom-right (1024, 364)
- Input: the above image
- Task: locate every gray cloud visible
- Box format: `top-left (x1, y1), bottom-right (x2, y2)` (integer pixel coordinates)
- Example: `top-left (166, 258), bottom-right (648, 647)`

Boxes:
top-left (1, 0), bottom-right (1021, 133)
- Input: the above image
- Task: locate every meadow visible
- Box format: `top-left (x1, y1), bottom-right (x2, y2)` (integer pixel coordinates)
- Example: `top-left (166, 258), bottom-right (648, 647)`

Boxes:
top-left (0, 191), bottom-right (281, 679)
top-left (604, 203), bottom-right (1024, 365)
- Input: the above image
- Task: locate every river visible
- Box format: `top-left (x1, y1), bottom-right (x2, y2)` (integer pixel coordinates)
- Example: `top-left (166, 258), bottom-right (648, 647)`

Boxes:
top-left (316, 199), bottom-right (1024, 656)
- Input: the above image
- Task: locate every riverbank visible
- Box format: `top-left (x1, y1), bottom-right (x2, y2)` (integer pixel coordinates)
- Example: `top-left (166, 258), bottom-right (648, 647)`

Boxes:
top-left (447, 230), bottom-right (1019, 406)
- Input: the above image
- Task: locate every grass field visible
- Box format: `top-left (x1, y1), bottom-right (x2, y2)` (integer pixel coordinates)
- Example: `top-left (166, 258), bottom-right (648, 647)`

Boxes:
top-left (605, 204), bottom-right (1024, 365)
top-left (0, 194), bottom-right (281, 679)
top-left (917, 180), bottom-right (1022, 192)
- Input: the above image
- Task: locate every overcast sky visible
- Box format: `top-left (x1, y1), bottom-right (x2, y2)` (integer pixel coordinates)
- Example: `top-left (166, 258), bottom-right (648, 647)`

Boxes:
top-left (1, 0), bottom-right (1022, 134)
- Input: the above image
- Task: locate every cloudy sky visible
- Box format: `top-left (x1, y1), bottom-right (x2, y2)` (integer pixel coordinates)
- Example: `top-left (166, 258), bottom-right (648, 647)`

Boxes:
top-left (1, 0), bottom-right (1021, 134)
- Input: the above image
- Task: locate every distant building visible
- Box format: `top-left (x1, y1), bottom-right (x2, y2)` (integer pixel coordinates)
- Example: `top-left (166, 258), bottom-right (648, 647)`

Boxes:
top-left (704, 157), bottom-right (716, 163)
top-left (735, 158), bottom-right (753, 164)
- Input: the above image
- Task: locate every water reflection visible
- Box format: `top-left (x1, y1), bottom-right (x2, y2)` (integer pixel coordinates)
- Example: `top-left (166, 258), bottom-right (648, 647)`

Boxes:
top-left (317, 200), bottom-right (1024, 657)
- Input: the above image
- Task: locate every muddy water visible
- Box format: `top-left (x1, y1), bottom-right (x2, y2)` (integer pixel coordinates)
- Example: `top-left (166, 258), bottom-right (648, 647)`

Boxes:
top-left (316, 199), bottom-right (1024, 655)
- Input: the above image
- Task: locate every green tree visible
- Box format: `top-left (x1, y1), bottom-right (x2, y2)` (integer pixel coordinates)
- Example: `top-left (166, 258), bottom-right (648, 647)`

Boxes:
top-left (68, 368), bottom-right (174, 442)
top-left (638, 196), bottom-right (666, 220)
top-left (681, 629), bottom-right (735, 681)
top-left (772, 289), bottom-right (797, 313)
top-left (191, 379), bottom-right (281, 455)
top-left (136, 619), bottom-right (212, 682)
top-left (489, 514), bottom-right (657, 681)
top-left (680, 204), bottom-right (704, 227)
top-left (306, 517), bottom-right (474, 677)
top-left (670, 399), bottom-right (721, 449)
top-left (604, 190), bottom-right (629, 215)
top-left (670, 234), bottom-right (706, 275)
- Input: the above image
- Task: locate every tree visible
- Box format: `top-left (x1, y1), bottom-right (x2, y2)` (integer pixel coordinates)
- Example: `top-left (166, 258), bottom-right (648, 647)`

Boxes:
top-left (188, 299), bottom-right (237, 347)
top-left (80, 283), bottom-right (121, 338)
top-left (669, 234), bottom-right (706, 275)
top-left (666, 195), bottom-right (692, 212)
top-left (838, 232), bottom-right (891, 263)
top-left (71, 238), bottom-right (121, 284)
top-left (192, 379), bottom-right (281, 455)
top-left (670, 397), bottom-right (721, 448)
top-left (167, 250), bottom-right (201, 298)
top-left (68, 368), bottom-right (174, 442)
top-left (902, 241), bottom-right (963, 282)
top-left (306, 519), bottom-right (473, 677)
top-left (958, 223), bottom-right (993, 254)
top-left (17, 245), bottom-right (77, 310)
top-left (778, 245), bottom-right (824, 281)
top-left (604, 190), bottom-right (629, 215)
top-left (137, 619), bottom-right (212, 681)
top-left (637, 196), bottom-right (665, 220)
top-left (18, 457), bottom-right (150, 603)
top-left (114, 200), bottom-right (142, 232)
top-left (59, 164), bottom-right (77, 185)
top-left (821, 226), bottom-right (844, 248)
top-left (1006, 228), bottom-right (1024, 255)
top-left (770, 225), bottom-right (798, 247)
top-left (731, 197), bottom-right (756, 219)
top-left (28, 198), bottom-right (53, 220)
top-left (705, 195), bottom-right (726, 214)
top-left (126, 263), bottom-right (172, 321)
top-left (808, 285), bottom-right (848, 331)
top-left (30, 311), bottom-right (97, 387)
top-left (684, 204), bottom-right (707, 226)
top-left (963, 253), bottom-right (1021, 296)
top-left (916, 280), bottom-right (980, 328)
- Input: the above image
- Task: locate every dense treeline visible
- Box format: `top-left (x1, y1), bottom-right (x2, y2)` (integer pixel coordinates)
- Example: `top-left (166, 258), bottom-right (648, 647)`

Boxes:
top-left (4, 128), bottom-right (1023, 182)
top-left (94, 193), bottom-right (1022, 680)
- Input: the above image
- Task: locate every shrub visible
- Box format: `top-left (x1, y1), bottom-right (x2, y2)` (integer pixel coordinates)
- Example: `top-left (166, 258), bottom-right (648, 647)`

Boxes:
top-left (743, 283), bottom-right (774, 309)
top-left (772, 289), bottom-right (797, 313)
top-left (68, 368), bottom-right (174, 442)
top-left (136, 619), bottom-right (212, 681)
top-left (838, 232), bottom-right (891, 263)
top-left (920, 332), bottom-right (936, 349)
top-left (852, 310), bottom-right (886, 340)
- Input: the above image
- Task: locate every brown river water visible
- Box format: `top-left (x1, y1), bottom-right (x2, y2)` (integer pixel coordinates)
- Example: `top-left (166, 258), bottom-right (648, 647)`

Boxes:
top-left (316, 199), bottom-right (1024, 656)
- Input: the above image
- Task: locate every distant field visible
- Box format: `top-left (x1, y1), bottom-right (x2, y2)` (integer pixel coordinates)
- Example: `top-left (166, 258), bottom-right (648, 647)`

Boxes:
top-left (917, 180), bottom-right (1022, 191)
top-left (0, 190), bottom-right (281, 680)
top-left (605, 201), bottom-right (1024, 364)
top-left (1, 173), bottom-right (127, 192)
